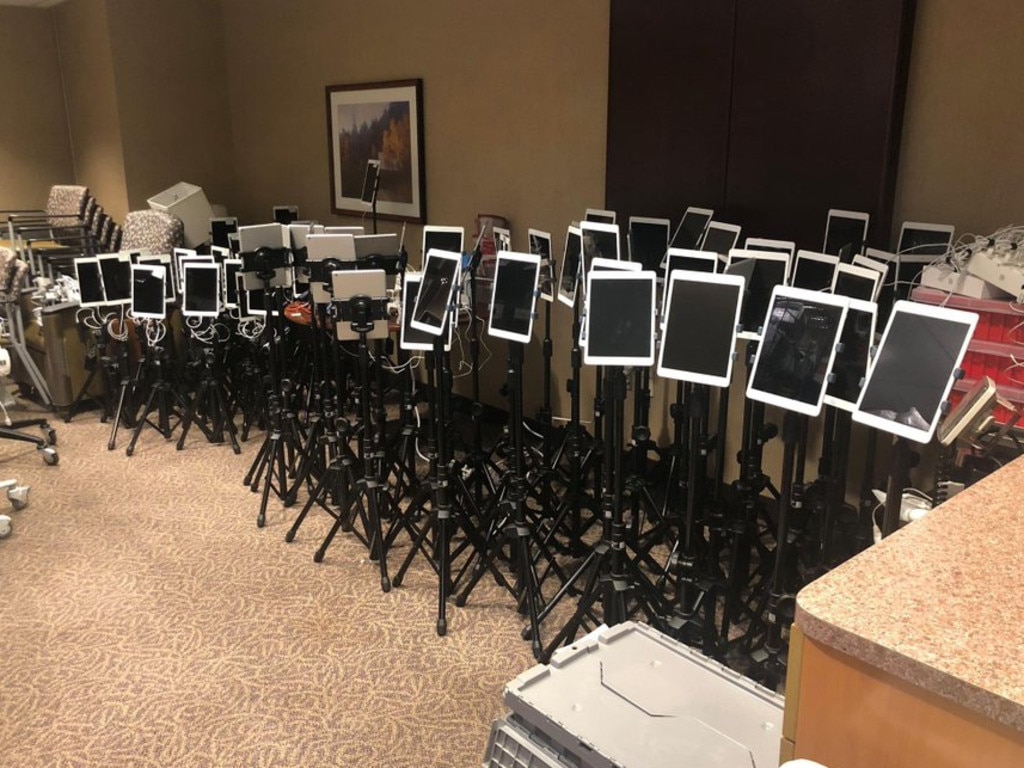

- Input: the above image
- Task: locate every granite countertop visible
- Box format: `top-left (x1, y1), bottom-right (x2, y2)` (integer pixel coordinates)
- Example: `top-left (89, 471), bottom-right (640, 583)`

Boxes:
top-left (795, 453), bottom-right (1024, 733)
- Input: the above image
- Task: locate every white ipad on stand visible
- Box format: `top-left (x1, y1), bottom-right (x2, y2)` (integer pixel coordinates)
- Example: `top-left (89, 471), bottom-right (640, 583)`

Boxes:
top-left (853, 300), bottom-right (977, 444)
top-left (487, 251), bottom-right (540, 344)
top-left (657, 270), bottom-right (745, 388)
top-left (746, 286), bottom-right (849, 417)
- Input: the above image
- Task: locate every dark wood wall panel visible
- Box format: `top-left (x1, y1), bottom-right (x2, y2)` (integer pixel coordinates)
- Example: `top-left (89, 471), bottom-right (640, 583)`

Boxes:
top-left (605, 0), bottom-right (736, 223)
top-left (606, 0), bottom-right (915, 250)
top-left (725, 0), bottom-right (916, 249)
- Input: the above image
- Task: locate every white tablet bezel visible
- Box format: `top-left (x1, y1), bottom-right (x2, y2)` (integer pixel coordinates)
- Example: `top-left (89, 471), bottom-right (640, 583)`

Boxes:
top-left (528, 228), bottom-right (555, 303)
top-left (135, 253), bottom-right (175, 302)
top-left (181, 261), bottom-right (221, 318)
top-left (74, 257), bottom-right (107, 308)
top-left (557, 225), bottom-right (583, 307)
top-left (792, 250), bottom-right (840, 292)
top-left (492, 226), bottom-right (512, 253)
top-left (222, 258), bottom-right (243, 309)
top-left (746, 286), bottom-right (849, 417)
top-left (323, 226), bottom-right (366, 236)
top-left (582, 269), bottom-right (657, 366)
top-left (823, 209), bottom-right (870, 257)
top-left (744, 237), bottom-right (796, 258)
top-left (666, 247), bottom-right (718, 275)
top-left (421, 226), bottom-right (464, 269)
top-left (832, 262), bottom-right (882, 302)
top-left (590, 256), bottom-right (640, 272)
top-left (487, 251), bottom-right (540, 344)
top-left (400, 272), bottom-right (454, 352)
top-left (410, 248), bottom-right (461, 336)
top-left (698, 221), bottom-right (741, 254)
top-left (131, 264), bottom-right (167, 320)
top-left (657, 269), bottom-right (745, 388)
top-left (97, 252), bottom-right (133, 306)
top-left (896, 221), bottom-right (955, 262)
top-left (852, 300), bottom-right (978, 443)
top-left (584, 208), bottom-right (616, 225)
top-left (669, 206), bottom-right (714, 251)
top-left (823, 298), bottom-right (878, 412)
top-left (580, 220), bottom-right (622, 269)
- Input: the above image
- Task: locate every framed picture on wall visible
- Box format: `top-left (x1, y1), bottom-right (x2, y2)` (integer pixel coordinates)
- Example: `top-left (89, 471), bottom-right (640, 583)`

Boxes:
top-left (326, 79), bottom-right (426, 222)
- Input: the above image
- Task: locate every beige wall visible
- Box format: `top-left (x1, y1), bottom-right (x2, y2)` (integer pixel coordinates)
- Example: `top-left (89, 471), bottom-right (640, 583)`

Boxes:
top-left (105, 0), bottom-right (235, 213)
top-left (892, 0), bottom-right (1024, 241)
top-left (0, 8), bottom-right (74, 212)
top-left (220, 0), bottom-right (610, 413)
top-left (55, 0), bottom-right (129, 221)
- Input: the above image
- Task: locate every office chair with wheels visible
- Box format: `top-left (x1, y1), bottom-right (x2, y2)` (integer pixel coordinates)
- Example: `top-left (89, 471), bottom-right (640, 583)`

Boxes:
top-left (0, 248), bottom-right (59, 464)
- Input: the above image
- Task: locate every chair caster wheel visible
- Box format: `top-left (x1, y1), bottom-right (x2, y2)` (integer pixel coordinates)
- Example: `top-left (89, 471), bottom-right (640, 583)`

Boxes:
top-left (437, 618), bottom-right (447, 636)
top-left (284, 529), bottom-right (295, 543)
top-left (40, 447), bottom-right (58, 466)
top-left (313, 550), bottom-right (324, 563)
top-left (44, 428), bottom-right (57, 446)
top-left (381, 577), bottom-right (391, 593)
top-left (455, 595), bottom-right (467, 607)
top-left (392, 575), bottom-right (403, 588)
top-left (8, 485), bottom-right (29, 511)
top-left (126, 447), bottom-right (134, 457)
top-left (521, 627), bottom-right (533, 641)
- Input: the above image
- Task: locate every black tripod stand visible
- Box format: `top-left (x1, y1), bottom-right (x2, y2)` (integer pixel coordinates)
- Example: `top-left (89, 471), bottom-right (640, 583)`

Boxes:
top-left (124, 319), bottom-right (186, 457)
top-left (389, 337), bottom-right (458, 635)
top-left (176, 322), bottom-right (240, 453)
top-left (454, 340), bottom-right (546, 657)
top-left (242, 260), bottom-right (300, 528)
top-left (539, 365), bottom-right (663, 661)
top-left (663, 383), bottom-right (721, 654)
top-left (311, 292), bottom-right (392, 592)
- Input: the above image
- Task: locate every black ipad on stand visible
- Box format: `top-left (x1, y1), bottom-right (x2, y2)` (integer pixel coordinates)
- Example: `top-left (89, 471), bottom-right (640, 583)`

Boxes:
top-left (628, 216), bottom-right (670, 276)
top-left (792, 250), bottom-right (839, 292)
top-left (823, 298), bottom-right (878, 412)
top-left (823, 209), bottom-right (869, 261)
top-left (725, 249), bottom-right (792, 340)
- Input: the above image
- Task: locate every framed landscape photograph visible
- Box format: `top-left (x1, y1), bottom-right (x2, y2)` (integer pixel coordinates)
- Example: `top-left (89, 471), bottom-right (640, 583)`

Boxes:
top-left (326, 79), bottom-right (426, 222)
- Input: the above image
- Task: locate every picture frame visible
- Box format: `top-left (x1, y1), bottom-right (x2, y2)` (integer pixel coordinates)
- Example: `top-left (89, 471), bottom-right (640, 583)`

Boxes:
top-left (326, 79), bottom-right (426, 222)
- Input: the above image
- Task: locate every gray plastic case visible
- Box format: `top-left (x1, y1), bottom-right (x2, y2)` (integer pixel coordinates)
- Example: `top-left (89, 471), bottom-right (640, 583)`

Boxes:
top-left (499, 622), bottom-right (784, 768)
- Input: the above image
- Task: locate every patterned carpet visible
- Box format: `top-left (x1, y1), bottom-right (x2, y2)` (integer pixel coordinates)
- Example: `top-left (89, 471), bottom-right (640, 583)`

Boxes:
top-left (0, 412), bottom-right (537, 767)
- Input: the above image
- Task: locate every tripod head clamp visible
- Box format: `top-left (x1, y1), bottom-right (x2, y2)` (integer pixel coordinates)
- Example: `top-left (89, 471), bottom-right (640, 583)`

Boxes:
top-left (241, 246), bottom-right (291, 281)
top-left (337, 293), bottom-right (388, 334)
